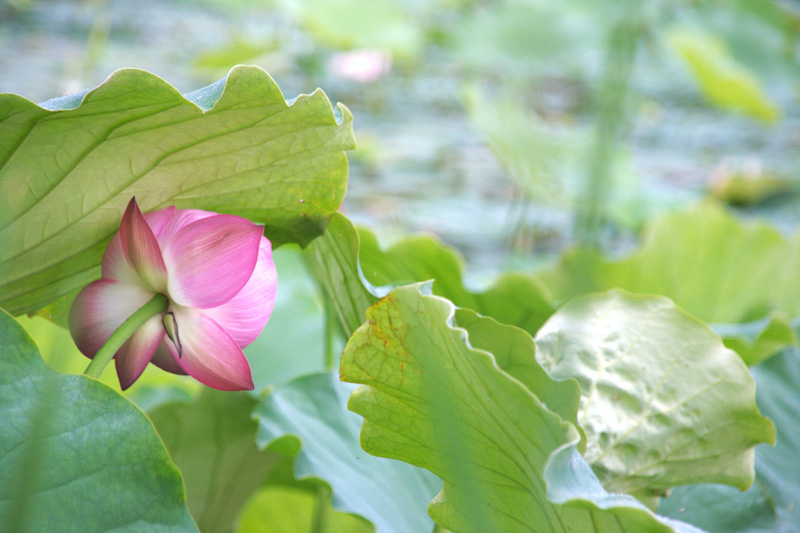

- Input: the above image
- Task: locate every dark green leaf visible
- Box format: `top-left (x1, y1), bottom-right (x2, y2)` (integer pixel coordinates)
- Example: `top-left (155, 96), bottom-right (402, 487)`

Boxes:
top-left (0, 309), bottom-right (196, 532)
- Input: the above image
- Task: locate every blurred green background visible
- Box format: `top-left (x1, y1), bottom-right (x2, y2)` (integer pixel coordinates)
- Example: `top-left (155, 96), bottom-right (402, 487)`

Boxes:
top-left (2, 0), bottom-right (799, 275)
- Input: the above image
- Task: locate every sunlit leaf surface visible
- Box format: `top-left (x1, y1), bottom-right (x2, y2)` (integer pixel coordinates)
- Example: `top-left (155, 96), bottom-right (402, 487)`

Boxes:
top-left (0, 66), bottom-right (354, 316)
top-left (340, 284), bottom-right (700, 532)
top-left (667, 26), bottom-right (780, 121)
top-left (659, 347), bottom-right (800, 531)
top-left (237, 485), bottom-right (373, 533)
top-left (535, 290), bottom-right (775, 495)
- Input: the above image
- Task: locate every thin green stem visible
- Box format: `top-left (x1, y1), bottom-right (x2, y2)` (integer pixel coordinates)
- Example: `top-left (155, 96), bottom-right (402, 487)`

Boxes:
top-left (576, 12), bottom-right (643, 248)
top-left (83, 293), bottom-right (169, 379)
top-left (310, 485), bottom-right (329, 533)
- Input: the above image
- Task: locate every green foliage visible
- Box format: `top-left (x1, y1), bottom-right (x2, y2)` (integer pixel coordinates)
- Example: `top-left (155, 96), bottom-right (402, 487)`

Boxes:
top-left (148, 390), bottom-right (282, 532)
top-left (0, 309), bottom-right (196, 531)
top-left (667, 26), bottom-right (780, 121)
top-left (340, 283), bottom-right (700, 532)
top-left (304, 214), bottom-right (378, 336)
top-left (16, 312), bottom-right (200, 410)
top-left (535, 291), bottom-right (775, 497)
top-left (237, 486), bottom-right (373, 533)
top-left (542, 203), bottom-right (800, 364)
top-left (659, 347), bottom-right (800, 531)
top-left (0, 66), bottom-right (354, 317)
top-left (305, 212), bottom-right (555, 337)
top-left (253, 371), bottom-right (440, 532)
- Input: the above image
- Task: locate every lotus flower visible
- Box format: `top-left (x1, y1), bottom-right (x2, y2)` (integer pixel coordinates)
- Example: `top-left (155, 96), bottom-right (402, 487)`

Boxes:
top-left (328, 49), bottom-right (392, 83)
top-left (69, 198), bottom-right (277, 391)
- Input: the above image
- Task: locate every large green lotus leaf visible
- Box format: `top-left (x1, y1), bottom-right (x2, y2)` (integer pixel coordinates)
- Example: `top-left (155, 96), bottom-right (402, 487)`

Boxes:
top-left (0, 309), bottom-right (196, 531)
top-left (237, 486), bottom-right (373, 533)
top-left (340, 283), bottom-right (700, 532)
top-left (666, 26), bottom-right (779, 121)
top-left (541, 203), bottom-right (800, 362)
top-left (0, 66), bottom-right (355, 316)
top-left (148, 390), bottom-right (284, 532)
top-left (452, 307), bottom-right (586, 452)
top-left (305, 213), bottom-right (554, 337)
top-left (535, 290), bottom-right (775, 496)
top-left (254, 371), bottom-right (440, 532)
top-left (658, 347), bottom-right (800, 531)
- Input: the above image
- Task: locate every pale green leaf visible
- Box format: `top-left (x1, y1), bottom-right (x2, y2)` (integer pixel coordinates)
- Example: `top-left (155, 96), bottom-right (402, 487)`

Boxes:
top-left (0, 66), bottom-right (354, 316)
top-left (341, 283), bottom-right (700, 532)
top-left (658, 347), bottom-right (800, 531)
top-left (237, 486), bottom-right (373, 533)
top-left (453, 308), bottom-right (586, 452)
top-left (667, 26), bottom-right (780, 121)
top-left (542, 203), bottom-right (800, 363)
top-left (535, 290), bottom-right (775, 496)
top-left (148, 390), bottom-right (282, 533)
top-left (0, 309), bottom-right (196, 531)
top-left (719, 313), bottom-right (799, 367)
top-left (254, 371), bottom-right (439, 533)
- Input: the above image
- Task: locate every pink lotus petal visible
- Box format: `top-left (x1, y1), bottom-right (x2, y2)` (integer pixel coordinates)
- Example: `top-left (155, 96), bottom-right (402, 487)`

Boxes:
top-left (328, 49), bottom-right (392, 83)
top-left (150, 341), bottom-right (188, 375)
top-left (165, 306), bottom-right (254, 391)
top-left (163, 215), bottom-right (263, 309)
top-left (204, 237), bottom-right (277, 347)
top-left (155, 208), bottom-right (215, 247)
top-left (115, 314), bottom-right (164, 390)
top-left (69, 279), bottom-right (155, 357)
top-left (103, 206), bottom-right (176, 284)
top-left (120, 198), bottom-right (168, 293)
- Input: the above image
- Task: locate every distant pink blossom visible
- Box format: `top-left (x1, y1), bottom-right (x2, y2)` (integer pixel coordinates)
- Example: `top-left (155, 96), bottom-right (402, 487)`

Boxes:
top-left (329, 49), bottom-right (392, 83)
top-left (69, 198), bottom-right (277, 391)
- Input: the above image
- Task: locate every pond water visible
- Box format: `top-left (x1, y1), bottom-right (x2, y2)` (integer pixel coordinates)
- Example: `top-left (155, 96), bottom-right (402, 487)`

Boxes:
top-left (2, 0), bottom-right (798, 280)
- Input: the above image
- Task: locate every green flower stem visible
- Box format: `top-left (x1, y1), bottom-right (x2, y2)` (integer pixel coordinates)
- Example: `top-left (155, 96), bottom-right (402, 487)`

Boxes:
top-left (83, 293), bottom-right (169, 379)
